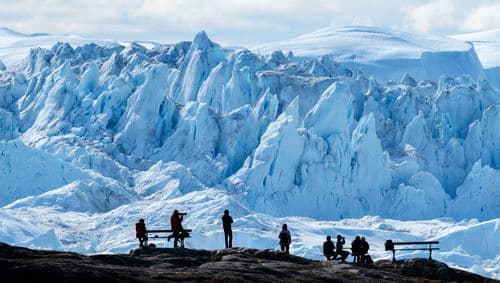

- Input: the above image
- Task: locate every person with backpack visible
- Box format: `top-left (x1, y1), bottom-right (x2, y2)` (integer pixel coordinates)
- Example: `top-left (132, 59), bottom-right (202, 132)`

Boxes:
top-left (168, 210), bottom-right (184, 248)
top-left (221, 209), bottom-right (233, 248)
top-left (336, 234), bottom-right (349, 262)
top-left (323, 235), bottom-right (336, 260)
top-left (278, 224), bottom-right (292, 254)
top-left (351, 236), bottom-right (362, 263)
top-left (135, 218), bottom-right (148, 248)
top-left (360, 237), bottom-right (372, 264)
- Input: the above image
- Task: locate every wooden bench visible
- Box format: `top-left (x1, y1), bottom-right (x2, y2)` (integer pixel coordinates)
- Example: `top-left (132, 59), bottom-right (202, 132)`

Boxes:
top-left (145, 229), bottom-right (192, 248)
top-left (385, 240), bottom-right (439, 262)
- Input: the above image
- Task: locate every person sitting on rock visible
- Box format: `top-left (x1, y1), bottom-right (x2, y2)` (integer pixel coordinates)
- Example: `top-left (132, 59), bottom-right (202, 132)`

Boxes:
top-left (351, 236), bottom-right (362, 263)
top-left (168, 210), bottom-right (184, 248)
top-left (323, 235), bottom-right (336, 260)
top-left (135, 218), bottom-right (148, 248)
top-left (336, 234), bottom-right (349, 262)
top-left (279, 224), bottom-right (292, 254)
top-left (360, 237), bottom-right (372, 264)
top-left (222, 209), bottom-right (234, 249)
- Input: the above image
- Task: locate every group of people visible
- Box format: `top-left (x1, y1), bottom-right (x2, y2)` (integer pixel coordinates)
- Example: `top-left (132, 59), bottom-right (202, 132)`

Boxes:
top-left (135, 209), bottom-right (188, 248)
top-left (136, 209), bottom-right (371, 264)
top-left (135, 209), bottom-right (234, 249)
top-left (323, 235), bottom-right (372, 264)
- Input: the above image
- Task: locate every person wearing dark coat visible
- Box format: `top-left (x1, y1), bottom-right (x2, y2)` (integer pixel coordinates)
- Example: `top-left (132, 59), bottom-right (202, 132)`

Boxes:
top-left (135, 219), bottom-right (147, 248)
top-left (360, 237), bottom-right (370, 263)
top-left (323, 236), bottom-right (336, 260)
top-left (336, 235), bottom-right (349, 262)
top-left (351, 236), bottom-right (362, 263)
top-left (279, 224), bottom-right (292, 254)
top-left (221, 209), bottom-right (234, 248)
top-left (169, 210), bottom-right (184, 248)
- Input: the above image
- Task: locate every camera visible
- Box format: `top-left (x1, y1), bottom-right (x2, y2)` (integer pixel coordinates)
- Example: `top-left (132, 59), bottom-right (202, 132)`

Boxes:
top-left (179, 212), bottom-right (187, 216)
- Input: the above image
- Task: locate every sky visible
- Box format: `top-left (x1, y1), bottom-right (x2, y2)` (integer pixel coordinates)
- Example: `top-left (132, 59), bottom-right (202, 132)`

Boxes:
top-left (1, 0), bottom-right (500, 46)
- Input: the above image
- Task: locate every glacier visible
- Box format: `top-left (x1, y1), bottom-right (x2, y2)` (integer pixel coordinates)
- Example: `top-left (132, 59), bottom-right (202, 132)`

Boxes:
top-left (0, 26), bottom-right (499, 278)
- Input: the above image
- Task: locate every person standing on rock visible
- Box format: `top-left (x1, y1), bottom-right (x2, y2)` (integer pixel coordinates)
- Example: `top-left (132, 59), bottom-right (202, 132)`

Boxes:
top-left (169, 210), bottom-right (184, 248)
top-left (135, 218), bottom-right (148, 248)
top-left (279, 224), bottom-right (292, 254)
top-left (222, 209), bottom-right (233, 248)
top-left (351, 236), bottom-right (362, 263)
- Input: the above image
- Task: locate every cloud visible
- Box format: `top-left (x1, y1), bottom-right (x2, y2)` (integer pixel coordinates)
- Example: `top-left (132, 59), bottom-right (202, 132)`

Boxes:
top-left (462, 4), bottom-right (500, 31)
top-left (0, 0), bottom-right (498, 46)
top-left (403, 0), bottom-right (463, 34)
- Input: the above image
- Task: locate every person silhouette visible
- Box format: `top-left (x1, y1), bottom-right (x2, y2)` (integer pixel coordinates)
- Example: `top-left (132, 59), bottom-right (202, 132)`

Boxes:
top-left (336, 234), bottom-right (349, 262)
top-left (323, 235), bottom-right (336, 260)
top-left (279, 224), bottom-right (292, 254)
top-left (135, 218), bottom-right (147, 248)
top-left (360, 236), bottom-right (370, 263)
top-left (221, 209), bottom-right (233, 248)
top-left (351, 236), bottom-right (362, 263)
top-left (169, 210), bottom-right (184, 248)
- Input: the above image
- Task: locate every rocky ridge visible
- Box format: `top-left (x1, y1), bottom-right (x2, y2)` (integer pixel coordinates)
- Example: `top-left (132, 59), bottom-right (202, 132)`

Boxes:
top-left (0, 243), bottom-right (495, 282)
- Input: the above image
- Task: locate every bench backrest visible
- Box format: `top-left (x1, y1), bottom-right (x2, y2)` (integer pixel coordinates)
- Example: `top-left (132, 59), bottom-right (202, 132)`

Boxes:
top-left (385, 240), bottom-right (439, 251)
top-left (146, 229), bottom-right (193, 233)
top-left (393, 241), bottom-right (439, 245)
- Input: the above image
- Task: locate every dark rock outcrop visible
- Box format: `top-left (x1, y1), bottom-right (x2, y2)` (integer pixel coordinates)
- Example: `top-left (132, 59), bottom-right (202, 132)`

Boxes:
top-left (0, 243), bottom-right (496, 282)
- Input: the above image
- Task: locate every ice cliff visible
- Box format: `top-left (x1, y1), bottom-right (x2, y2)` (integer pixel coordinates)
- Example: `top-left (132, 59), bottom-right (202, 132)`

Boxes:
top-left (0, 31), bottom-right (499, 221)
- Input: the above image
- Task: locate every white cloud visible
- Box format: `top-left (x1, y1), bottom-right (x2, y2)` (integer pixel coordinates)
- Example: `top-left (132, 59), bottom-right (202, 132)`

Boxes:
top-left (403, 0), bottom-right (462, 34)
top-left (463, 4), bottom-right (500, 31)
top-left (0, 0), bottom-right (498, 45)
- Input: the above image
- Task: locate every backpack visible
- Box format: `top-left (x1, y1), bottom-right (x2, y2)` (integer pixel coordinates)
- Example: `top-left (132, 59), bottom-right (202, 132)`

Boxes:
top-left (136, 222), bottom-right (146, 237)
top-left (364, 255), bottom-right (373, 264)
top-left (279, 230), bottom-right (289, 245)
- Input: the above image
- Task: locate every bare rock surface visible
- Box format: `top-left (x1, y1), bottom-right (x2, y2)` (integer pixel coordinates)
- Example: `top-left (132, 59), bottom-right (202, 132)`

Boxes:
top-left (0, 243), bottom-right (496, 282)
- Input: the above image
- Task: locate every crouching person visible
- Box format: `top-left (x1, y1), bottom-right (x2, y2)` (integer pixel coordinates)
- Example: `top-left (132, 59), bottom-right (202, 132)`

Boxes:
top-left (336, 235), bottom-right (349, 262)
top-left (323, 236), bottom-right (336, 260)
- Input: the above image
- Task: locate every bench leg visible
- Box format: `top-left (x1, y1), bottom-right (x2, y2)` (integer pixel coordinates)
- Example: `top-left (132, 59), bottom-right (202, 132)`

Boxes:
top-left (392, 250), bottom-right (396, 263)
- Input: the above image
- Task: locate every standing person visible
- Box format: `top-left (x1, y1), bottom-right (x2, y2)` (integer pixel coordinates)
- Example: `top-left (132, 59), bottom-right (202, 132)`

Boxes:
top-left (360, 237), bottom-right (370, 263)
top-left (169, 210), bottom-right (184, 248)
top-left (351, 236), bottom-right (362, 263)
top-left (278, 224), bottom-right (292, 254)
top-left (336, 234), bottom-right (349, 262)
top-left (221, 209), bottom-right (233, 249)
top-left (135, 218), bottom-right (148, 248)
top-left (323, 235), bottom-right (336, 260)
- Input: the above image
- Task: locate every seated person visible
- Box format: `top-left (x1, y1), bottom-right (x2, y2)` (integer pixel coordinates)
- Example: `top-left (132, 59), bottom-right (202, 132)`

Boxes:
top-left (323, 236), bottom-right (336, 260)
top-left (336, 234), bottom-right (349, 262)
top-left (360, 237), bottom-right (372, 264)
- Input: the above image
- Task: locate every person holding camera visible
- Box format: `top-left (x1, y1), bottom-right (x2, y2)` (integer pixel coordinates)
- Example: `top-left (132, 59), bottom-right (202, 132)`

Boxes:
top-left (169, 209), bottom-right (185, 248)
top-left (336, 234), bottom-right (349, 262)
